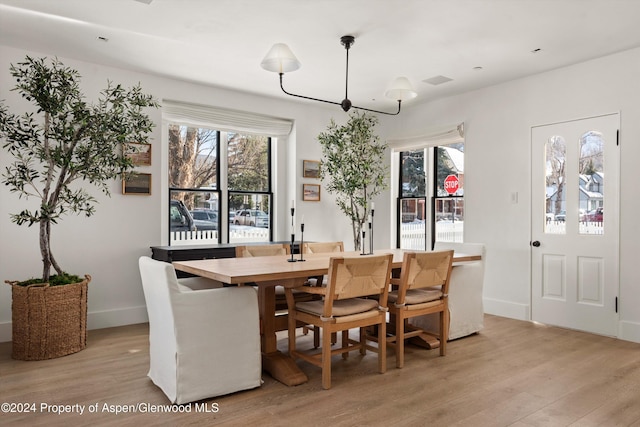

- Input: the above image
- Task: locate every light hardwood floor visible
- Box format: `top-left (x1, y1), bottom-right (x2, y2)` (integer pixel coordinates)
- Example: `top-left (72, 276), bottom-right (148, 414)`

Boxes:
top-left (1, 315), bottom-right (639, 426)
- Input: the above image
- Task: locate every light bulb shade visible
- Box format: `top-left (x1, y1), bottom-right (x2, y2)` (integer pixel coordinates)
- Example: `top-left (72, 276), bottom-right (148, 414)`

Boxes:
top-left (260, 43), bottom-right (301, 73)
top-left (385, 77), bottom-right (417, 101)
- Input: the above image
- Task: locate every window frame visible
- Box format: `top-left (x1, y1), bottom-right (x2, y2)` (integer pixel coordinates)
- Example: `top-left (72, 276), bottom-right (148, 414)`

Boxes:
top-left (395, 143), bottom-right (465, 250)
top-left (166, 123), bottom-right (273, 245)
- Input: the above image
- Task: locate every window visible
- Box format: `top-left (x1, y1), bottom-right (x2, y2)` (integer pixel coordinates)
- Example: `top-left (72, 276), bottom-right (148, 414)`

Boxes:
top-left (167, 123), bottom-right (272, 245)
top-left (434, 145), bottom-right (464, 244)
top-left (392, 124), bottom-right (465, 250)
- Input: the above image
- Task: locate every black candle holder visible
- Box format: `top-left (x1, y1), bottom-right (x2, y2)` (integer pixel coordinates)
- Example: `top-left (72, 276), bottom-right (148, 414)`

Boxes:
top-left (360, 229), bottom-right (367, 256)
top-left (369, 208), bottom-right (374, 255)
top-left (288, 207), bottom-right (297, 262)
top-left (299, 222), bottom-right (306, 261)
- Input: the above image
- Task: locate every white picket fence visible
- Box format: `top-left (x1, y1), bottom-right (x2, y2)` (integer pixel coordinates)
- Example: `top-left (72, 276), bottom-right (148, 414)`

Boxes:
top-left (545, 221), bottom-right (604, 235)
top-left (400, 221), bottom-right (463, 250)
top-left (170, 228), bottom-right (270, 246)
top-left (170, 221), bottom-right (463, 247)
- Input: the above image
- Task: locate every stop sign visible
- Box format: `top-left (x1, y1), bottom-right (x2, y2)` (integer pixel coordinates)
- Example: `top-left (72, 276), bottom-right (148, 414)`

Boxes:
top-left (444, 175), bottom-right (459, 195)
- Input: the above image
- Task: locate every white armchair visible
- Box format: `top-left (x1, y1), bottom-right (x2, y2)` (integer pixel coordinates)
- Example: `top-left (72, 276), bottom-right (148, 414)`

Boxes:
top-left (138, 256), bottom-right (262, 404)
top-left (409, 242), bottom-right (486, 340)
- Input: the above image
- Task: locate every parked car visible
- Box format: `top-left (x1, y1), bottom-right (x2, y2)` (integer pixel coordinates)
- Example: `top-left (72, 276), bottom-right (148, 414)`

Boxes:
top-left (190, 209), bottom-right (218, 230)
top-left (555, 211), bottom-right (566, 222)
top-left (170, 200), bottom-right (195, 231)
top-left (585, 207), bottom-right (603, 222)
top-left (234, 209), bottom-right (269, 228)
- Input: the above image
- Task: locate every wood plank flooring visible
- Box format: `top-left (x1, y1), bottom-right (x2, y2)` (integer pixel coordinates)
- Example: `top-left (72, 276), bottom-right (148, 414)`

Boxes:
top-left (1, 315), bottom-right (639, 426)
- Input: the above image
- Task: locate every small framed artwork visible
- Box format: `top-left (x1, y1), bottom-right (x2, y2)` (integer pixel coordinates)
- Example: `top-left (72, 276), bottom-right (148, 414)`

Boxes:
top-left (122, 172), bottom-right (152, 195)
top-left (303, 160), bottom-right (320, 179)
top-left (124, 142), bottom-right (152, 166)
top-left (303, 183), bottom-right (321, 201)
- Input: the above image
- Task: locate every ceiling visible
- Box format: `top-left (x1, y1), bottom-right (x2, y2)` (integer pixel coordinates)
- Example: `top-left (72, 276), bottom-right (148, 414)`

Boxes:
top-left (2, 0), bottom-right (640, 113)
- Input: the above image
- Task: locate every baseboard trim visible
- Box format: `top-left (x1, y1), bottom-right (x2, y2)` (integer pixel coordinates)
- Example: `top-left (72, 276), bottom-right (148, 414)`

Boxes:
top-left (483, 297), bottom-right (530, 321)
top-left (618, 320), bottom-right (640, 344)
top-left (0, 306), bottom-right (148, 343)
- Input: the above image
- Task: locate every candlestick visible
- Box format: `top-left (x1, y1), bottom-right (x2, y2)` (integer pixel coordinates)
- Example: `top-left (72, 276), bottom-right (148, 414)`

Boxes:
top-left (288, 205), bottom-right (297, 262)
top-left (361, 229), bottom-right (366, 256)
top-left (299, 222), bottom-right (306, 261)
top-left (288, 232), bottom-right (297, 262)
top-left (370, 207), bottom-right (374, 255)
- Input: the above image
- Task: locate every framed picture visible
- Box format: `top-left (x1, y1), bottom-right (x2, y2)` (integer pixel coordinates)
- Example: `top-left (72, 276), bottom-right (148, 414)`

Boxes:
top-left (124, 142), bottom-right (152, 166)
top-left (122, 172), bottom-right (152, 195)
top-left (303, 183), bottom-right (320, 201)
top-left (303, 160), bottom-right (320, 179)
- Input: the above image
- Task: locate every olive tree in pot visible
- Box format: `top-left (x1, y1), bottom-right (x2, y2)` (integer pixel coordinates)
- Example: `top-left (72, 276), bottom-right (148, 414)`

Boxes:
top-left (317, 111), bottom-right (389, 251)
top-left (0, 56), bottom-right (158, 360)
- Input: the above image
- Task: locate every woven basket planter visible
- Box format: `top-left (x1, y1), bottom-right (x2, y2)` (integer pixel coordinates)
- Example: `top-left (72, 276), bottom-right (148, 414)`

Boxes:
top-left (7, 275), bottom-right (90, 361)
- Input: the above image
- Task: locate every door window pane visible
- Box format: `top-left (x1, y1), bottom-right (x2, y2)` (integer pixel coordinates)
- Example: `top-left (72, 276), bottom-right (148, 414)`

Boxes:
top-left (545, 136), bottom-right (566, 234)
top-left (579, 131), bottom-right (604, 235)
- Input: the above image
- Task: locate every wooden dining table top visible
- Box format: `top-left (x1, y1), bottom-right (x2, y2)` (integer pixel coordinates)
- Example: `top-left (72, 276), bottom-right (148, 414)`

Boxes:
top-left (172, 248), bottom-right (481, 285)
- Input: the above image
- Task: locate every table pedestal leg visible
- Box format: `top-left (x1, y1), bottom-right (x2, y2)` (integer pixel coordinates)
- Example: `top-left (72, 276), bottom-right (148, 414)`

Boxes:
top-left (258, 284), bottom-right (308, 386)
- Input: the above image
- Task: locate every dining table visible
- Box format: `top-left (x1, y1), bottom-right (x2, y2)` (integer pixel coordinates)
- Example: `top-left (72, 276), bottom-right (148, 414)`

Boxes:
top-left (172, 247), bottom-right (481, 386)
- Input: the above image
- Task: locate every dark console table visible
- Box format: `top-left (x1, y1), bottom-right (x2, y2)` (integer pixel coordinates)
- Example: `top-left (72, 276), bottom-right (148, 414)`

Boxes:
top-left (151, 241), bottom-right (302, 277)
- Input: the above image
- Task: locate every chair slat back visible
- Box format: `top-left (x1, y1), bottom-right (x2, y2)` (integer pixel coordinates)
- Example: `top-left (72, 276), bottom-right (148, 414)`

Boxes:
top-left (404, 250), bottom-right (454, 293)
top-left (327, 254), bottom-right (393, 301)
top-left (303, 241), bottom-right (344, 254)
top-left (235, 244), bottom-right (289, 257)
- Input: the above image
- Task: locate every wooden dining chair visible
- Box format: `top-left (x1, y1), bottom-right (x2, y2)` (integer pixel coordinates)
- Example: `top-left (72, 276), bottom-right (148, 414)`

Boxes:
top-left (285, 254), bottom-right (393, 389)
top-left (235, 243), bottom-right (289, 258)
top-left (301, 241), bottom-right (345, 346)
top-left (302, 241), bottom-right (345, 255)
top-left (385, 250), bottom-right (454, 368)
top-left (235, 243), bottom-right (315, 333)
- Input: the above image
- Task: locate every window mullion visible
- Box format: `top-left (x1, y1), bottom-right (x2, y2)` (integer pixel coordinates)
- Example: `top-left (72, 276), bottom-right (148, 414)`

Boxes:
top-left (219, 132), bottom-right (229, 243)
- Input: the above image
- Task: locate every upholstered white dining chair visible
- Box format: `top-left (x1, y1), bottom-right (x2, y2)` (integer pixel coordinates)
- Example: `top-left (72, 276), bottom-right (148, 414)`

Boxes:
top-left (408, 242), bottom-right (486, 341)
top-left (138, 256), bottom-right (262, 404)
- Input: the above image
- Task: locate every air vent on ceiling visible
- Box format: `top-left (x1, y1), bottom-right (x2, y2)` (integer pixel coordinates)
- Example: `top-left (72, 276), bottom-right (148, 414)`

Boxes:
top-left (422, 75), bottom-right (453, 86)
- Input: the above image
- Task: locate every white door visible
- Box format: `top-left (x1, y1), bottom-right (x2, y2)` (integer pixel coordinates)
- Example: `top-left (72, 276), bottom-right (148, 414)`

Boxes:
top-left (531, 114), bottom-right (619, 337)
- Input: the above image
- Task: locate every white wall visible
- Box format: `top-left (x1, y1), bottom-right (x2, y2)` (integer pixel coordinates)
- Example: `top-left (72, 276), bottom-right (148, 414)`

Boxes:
top-left (384, 47), bottom-right (640, 343)
top-left (2, 43), bottom-right (639, 344)
top-left (0, 45), bottom-right (353, 342)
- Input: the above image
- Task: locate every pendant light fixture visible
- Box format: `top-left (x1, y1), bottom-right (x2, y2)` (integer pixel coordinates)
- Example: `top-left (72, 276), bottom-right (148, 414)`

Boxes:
top-left (261, 35), bottom-right (417, 116)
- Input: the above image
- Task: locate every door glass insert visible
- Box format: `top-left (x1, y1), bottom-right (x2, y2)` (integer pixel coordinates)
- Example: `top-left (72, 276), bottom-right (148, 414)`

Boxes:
top-left (578, 131), bottom-right (604, 235)
top-left (545, 135), bottom-right (566, 234)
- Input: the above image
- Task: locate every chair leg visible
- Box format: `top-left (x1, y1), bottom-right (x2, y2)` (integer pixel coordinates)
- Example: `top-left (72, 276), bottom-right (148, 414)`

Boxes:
top-left (342, 329), bottom-right (349, 359)
top-left (396, 314), bottom-right (405, 368)
top-left (359, 328), bottom-right (367, 355)
top-left (314, 326), bottom-right (320, 348)
top-left (440, 308), bottom-right (449, 356)
top-left (378, 317), bottom-right (387, 374)
top-left (322, 325), bottom-right (333, 389)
